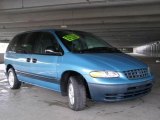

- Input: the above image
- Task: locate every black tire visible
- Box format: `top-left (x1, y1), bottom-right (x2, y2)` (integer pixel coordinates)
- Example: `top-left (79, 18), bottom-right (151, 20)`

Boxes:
top-left (7, 68), bottom-right (21, 89)
top-left (68, 76), bottom-right (86, 111)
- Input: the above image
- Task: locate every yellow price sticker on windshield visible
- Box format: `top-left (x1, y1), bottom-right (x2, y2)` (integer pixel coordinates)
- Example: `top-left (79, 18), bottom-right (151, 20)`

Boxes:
top-left (62, 34), bottom-right (80, 41)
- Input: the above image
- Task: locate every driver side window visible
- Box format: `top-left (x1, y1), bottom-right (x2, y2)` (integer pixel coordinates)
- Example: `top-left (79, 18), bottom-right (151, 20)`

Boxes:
top-left (41, 32), bottom-right (60, 54)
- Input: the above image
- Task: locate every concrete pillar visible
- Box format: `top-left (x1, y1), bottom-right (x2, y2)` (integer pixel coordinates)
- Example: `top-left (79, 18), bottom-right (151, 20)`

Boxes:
top-left (155, 43), bottom-right (158, 57)
top-left (0, 53), bottom-right (4, 63)
top-left (153, 44), bottom-right (156, 57)
top-left (158, 42), bottom-right (160, 57)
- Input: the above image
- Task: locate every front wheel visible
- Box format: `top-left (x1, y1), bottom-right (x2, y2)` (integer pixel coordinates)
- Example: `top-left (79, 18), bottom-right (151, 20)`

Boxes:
top-left (8, 68), bottom-right (21, 89)
top-left (68, 76), bottom-right (86, 111)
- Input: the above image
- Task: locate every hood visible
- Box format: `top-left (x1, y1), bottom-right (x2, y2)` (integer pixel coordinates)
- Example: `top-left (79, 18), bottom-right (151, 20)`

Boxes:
top-left (77, 53), bottom-right (147, 71)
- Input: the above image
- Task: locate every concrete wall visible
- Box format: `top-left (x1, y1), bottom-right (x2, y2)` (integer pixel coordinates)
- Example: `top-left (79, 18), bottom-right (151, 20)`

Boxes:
top-left (0, 53), bottom-right (4, 63)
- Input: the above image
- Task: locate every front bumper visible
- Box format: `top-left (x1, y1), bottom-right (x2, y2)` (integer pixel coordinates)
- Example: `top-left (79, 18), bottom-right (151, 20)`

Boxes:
top-left (88, 80), bottom-right (153, 102)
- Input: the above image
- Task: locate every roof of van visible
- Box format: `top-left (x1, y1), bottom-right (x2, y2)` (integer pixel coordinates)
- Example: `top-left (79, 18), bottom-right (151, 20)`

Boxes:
top-left (18, 29), bottom-right (85, 34)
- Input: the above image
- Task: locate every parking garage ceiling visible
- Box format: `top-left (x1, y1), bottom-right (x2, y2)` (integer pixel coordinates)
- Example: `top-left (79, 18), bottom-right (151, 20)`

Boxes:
top-left (0, 0), bottom-right (160, 48)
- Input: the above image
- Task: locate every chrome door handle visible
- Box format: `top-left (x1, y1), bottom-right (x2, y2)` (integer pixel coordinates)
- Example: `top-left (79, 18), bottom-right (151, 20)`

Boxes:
top-left (26, 58), bottom-right (31, 62)
top-left (32, 58), bottom-right (37, 63)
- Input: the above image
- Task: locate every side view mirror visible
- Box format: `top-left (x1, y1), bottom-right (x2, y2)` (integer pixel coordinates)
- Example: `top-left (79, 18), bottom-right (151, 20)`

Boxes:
top-left (45, 46), bottom-right (63, 56)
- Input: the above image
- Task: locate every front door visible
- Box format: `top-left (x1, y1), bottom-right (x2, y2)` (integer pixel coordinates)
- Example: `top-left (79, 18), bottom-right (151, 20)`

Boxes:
top-left (29, 32), bottom-right (62, 92)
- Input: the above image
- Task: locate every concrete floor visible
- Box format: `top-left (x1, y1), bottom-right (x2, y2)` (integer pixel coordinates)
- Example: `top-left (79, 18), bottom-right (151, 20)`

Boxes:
top-left (0, 55), bottom-right (160, 120)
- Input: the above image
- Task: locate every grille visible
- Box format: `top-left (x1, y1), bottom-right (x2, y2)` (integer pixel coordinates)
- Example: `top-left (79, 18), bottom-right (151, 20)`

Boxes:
top-left (124, 68), bottom-right (149, 79)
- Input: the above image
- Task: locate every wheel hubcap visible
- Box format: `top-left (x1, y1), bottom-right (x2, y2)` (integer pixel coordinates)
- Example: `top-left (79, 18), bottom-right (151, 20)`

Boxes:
top-left (68, 83), bottom-right (74, 105)
top-left (8, 72), bottom-right (14, 87)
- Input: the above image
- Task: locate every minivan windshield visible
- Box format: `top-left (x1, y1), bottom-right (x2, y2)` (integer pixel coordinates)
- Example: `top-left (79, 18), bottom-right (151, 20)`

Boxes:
top-left (56, 30), bottom-right (121, 53)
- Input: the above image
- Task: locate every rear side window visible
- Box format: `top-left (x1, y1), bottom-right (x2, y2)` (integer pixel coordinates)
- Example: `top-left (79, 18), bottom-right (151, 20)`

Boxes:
top-left (25, 32), bottom-right (42, 54)
top-left (7, 32), bottom-right (62, 55)
top-left (15, 33), bottom-right (36, 54)
top-left (6, 36), bottom-right (19, 52)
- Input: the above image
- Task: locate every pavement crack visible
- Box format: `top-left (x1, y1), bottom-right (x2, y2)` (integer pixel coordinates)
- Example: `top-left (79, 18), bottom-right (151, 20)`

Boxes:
top-left (105, 110), bottom-right (124, 115)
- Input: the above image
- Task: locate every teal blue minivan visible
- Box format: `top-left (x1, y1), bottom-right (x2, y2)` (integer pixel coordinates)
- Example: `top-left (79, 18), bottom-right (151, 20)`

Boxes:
top-left (4, 29), bottom-right (154, 110)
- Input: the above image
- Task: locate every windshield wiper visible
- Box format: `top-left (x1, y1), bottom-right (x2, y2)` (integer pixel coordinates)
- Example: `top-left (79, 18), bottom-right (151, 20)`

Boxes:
top-left (78, 47), bottom-right (121, 53)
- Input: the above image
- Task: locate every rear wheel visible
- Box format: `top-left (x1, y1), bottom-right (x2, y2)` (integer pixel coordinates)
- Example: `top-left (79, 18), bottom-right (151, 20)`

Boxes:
top-left (8, 68), bottom-right (21, 89)
top-left (68, 76), bottom-right (86, 111)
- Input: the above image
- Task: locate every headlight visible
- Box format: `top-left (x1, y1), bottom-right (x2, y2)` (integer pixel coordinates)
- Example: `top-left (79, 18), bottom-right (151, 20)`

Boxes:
top-left (89, 71), bottom-right (119, 78)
